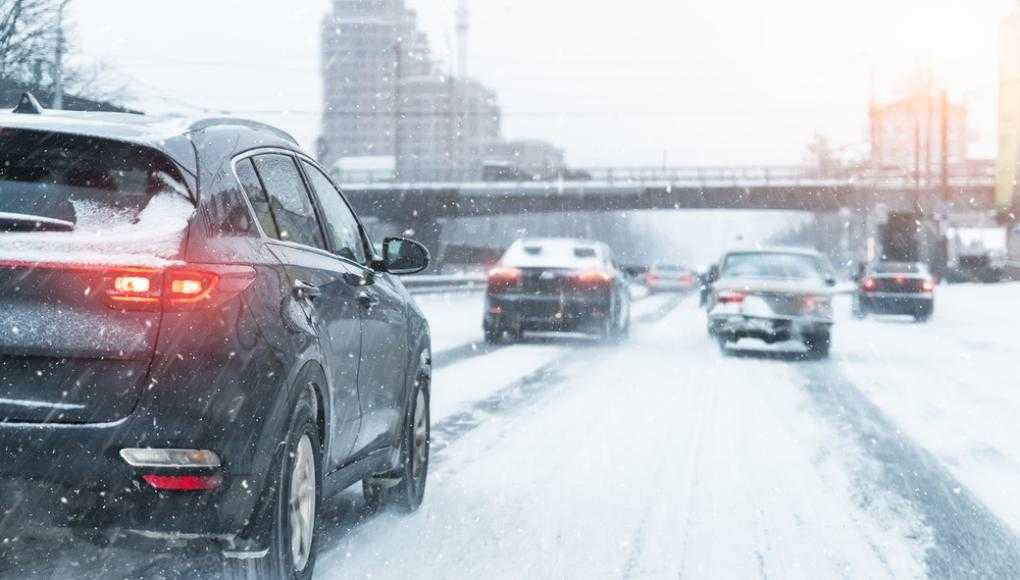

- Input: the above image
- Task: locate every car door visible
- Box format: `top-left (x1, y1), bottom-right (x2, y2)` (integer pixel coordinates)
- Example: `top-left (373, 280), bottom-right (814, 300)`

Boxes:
top-left (297, 159), bottom-right (409, 456)
top-left (247, 153), bottom-right (363, 470)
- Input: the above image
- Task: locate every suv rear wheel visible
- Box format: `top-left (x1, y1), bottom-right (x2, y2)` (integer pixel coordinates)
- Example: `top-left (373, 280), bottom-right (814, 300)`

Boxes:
top-left (364, 375), bottom-right (430, 512)
top-left (225, 394), bottom-right (321, 580)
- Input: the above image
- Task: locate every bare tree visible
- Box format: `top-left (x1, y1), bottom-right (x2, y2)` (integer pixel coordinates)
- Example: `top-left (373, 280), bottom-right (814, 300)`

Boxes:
top-left (0, 0), bottom-right (65, 84)
top-left (0, 0), bottom-right (126, 107)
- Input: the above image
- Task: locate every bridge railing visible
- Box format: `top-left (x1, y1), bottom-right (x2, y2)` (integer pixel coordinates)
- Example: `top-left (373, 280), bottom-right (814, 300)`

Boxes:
top-left (337, 162), bottom-right (996, 190)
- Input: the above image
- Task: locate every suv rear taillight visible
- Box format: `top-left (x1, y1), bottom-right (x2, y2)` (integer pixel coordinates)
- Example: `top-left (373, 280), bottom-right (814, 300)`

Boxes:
top-left (106, 264), bottom-right (255, 311)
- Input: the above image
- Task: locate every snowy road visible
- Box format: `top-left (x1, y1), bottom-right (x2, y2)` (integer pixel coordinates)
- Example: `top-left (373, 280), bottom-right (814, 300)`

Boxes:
top-left (7, 285), bottom-right (1020, 579)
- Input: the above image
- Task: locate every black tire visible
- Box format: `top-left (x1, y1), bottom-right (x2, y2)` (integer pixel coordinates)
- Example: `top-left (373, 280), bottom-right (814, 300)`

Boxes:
top-left (716, 334), bottom-right (730, 354)
top-left (804, 332), bottom-right (831, 359)
top-left (483, 327), bottom-right (501, 344)
top-left (225, 393), bottom-right (321, 580)
top-left (852, 297), bottom-right (867, 319)
top-left (364, 372), bottom-right (430, 513)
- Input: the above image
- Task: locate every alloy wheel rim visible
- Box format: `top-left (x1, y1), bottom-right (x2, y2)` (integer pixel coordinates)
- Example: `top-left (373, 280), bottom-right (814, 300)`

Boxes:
top-left (289, 434), bottom-right (316, 572)
top-left (412, 389), bottom-right (429, 481)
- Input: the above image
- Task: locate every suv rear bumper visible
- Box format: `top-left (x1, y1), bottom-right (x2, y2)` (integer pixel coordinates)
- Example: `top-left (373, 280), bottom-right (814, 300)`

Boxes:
top-left (0, 419), bottom-right (259, 544)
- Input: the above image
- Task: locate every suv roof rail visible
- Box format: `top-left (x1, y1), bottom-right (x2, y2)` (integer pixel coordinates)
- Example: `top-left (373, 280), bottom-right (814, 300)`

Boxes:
top-left (13, 92), bottom-right (44, 115)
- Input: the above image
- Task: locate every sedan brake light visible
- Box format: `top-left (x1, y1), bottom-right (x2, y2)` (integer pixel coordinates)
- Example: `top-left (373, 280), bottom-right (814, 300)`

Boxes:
top-left (487, 266), bottom-right (522, 292)
top-left (572, 270), bottom-right (612, 285)
top-left (862, 278), bottom-right (877, 292)
top-left (717, 291), bottom-right (745, 304)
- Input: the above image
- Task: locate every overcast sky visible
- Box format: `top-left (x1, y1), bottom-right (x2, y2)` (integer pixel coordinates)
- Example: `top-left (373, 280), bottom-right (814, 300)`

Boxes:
top-left (70, 0), bottom-right (1014, 167)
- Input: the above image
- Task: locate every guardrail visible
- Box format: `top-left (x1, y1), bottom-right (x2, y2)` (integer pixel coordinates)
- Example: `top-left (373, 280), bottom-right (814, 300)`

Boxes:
top-left (402, 273), bottom-right (487, 295)
top-left (338, 162), bottom-right (997, 189)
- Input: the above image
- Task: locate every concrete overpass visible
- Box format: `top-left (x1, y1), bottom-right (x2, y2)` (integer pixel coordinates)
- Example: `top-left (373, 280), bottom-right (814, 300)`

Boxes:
top-left (338, 164), bottom-right (997, 263)
top-left (341, 164), bottom-right (996, 220)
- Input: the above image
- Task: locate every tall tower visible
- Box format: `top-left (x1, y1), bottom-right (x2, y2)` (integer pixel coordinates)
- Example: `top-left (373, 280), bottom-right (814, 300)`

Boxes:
top-left (456, 0), bottom-right (469, 79)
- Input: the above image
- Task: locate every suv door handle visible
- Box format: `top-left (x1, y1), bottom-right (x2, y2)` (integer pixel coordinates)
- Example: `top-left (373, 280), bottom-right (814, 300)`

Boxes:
top-left (357, 290), bottom-right (380, 309)
top-left (292, 280), bottom-right (322, 301)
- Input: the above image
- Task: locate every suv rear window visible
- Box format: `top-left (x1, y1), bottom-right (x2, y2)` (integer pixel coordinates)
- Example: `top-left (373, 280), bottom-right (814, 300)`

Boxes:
top-left (0, 129), bottom-right (194, 263)
top-left (0, 129), bottom-right (190, 225)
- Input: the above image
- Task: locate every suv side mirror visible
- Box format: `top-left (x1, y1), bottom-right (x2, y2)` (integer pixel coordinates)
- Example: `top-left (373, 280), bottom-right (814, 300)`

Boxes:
top-left (379, 237), bottom-right (430, 275)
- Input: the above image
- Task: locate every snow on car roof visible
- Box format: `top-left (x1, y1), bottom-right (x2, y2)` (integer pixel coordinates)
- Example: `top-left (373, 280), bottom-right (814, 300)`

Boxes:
top-left (500, 238), bottom-right (605, 269)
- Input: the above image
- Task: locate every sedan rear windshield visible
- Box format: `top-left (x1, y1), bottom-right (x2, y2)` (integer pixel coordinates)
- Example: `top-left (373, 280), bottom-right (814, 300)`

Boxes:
top-left (0, 129), bottom-right (190, 227)
top-left (871, 262), bottom-right (925, 274)
top-left (721, 252), bottom-right (824, 281)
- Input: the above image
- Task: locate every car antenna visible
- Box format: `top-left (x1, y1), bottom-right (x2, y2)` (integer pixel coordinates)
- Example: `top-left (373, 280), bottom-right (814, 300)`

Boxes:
top-left (13, 92), bottom-right (44, 115)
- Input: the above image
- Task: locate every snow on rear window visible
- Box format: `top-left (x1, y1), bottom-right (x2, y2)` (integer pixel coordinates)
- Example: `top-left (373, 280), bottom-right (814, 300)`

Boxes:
top-left (0, 192), bottom-right (194, 268)
top-left (501, 239), bottom-right (602, 269)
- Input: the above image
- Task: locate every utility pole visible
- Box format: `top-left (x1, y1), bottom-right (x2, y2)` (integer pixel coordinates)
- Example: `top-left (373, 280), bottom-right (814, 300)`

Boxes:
top-left (393, 41), bottom-right (402, 180)
top-left (456, 0), bottom-right (469, 80)
top-left (53, 0), bottom-right (70, 109)
top-left (940, 89), bottom-right (950, 207)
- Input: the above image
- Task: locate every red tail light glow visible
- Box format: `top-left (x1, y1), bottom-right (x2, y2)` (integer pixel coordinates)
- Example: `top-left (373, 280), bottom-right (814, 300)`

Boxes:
top-left (922, 280), bottom-right (935, 292)
top-left (103, 265), bottom-right (253, 311)
top-left (862, 278), bottom-right (877, 292)
top-left (717, 291), bottom-right (745, 304)
top-left (573, 270), bottom-right (612, 285)
top-left (487, 266), bottom-right (522, 292)
top-left (142, 474), bottom-right (223, 492)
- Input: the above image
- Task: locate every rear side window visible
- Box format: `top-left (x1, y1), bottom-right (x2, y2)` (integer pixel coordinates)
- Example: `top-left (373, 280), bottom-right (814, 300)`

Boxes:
top-left (251, 154), bottom-right (325, 250)
top-left (235, 158), bottom-right (280, 239)
top-left (300, 160), bottom-right (366, 263)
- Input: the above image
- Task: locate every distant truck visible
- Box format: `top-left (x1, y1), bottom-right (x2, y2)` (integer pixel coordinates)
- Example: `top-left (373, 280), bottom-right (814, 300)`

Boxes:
top-left (880, 212), bottom-right (921, 263)
top-left (949, 227), bottom-right (1007, 283)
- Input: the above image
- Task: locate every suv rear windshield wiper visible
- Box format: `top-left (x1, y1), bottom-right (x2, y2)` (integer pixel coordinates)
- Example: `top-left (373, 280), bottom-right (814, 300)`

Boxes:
top-left (0, 212), bottom-right (74, 232)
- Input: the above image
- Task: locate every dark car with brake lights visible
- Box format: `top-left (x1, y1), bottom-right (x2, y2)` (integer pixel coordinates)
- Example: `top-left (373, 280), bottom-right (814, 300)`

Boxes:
top-left (0, 94), bottom-right (433, 579)
top-left (644, 263), bottom-right (697, 293)
top-left (707, 248), bottom-right (837, 358)
top-left (483, 238), bottom-right (631, 342)
top-left (853, 261), bottom-right (935, 322)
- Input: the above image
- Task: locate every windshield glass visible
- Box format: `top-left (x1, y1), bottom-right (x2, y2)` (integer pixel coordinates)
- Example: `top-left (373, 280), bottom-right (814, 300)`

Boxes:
top-left (721, 252), bottom-right (824, 281)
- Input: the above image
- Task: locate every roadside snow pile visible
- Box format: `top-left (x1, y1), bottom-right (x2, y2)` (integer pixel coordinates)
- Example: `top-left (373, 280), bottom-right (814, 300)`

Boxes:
top-left (0, 193), bottom-right (194, 268)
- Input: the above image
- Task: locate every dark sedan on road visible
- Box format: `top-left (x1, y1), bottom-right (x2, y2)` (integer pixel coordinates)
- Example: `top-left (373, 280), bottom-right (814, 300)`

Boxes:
top-left (483, 238), bottom-right (631, 342)
top-left (644, 263), bottom-right (698, 293)
top-left (854, 261), bottom-right (935, 322)
top-left (707, 248), bottom-right (837, 358)
top-left (0, 96), bottom-right (432, 580)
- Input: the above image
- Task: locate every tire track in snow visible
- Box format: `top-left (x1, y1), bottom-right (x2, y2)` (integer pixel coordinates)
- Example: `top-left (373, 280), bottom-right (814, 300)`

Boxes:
top-left (797, 361), bottom-right (1020, 579)
top-left (430, 294), bottom-right (687, 462)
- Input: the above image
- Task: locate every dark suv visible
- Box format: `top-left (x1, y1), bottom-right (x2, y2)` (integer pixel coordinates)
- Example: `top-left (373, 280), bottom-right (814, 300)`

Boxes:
top-left (0, 95), bottom-right (432, 579)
